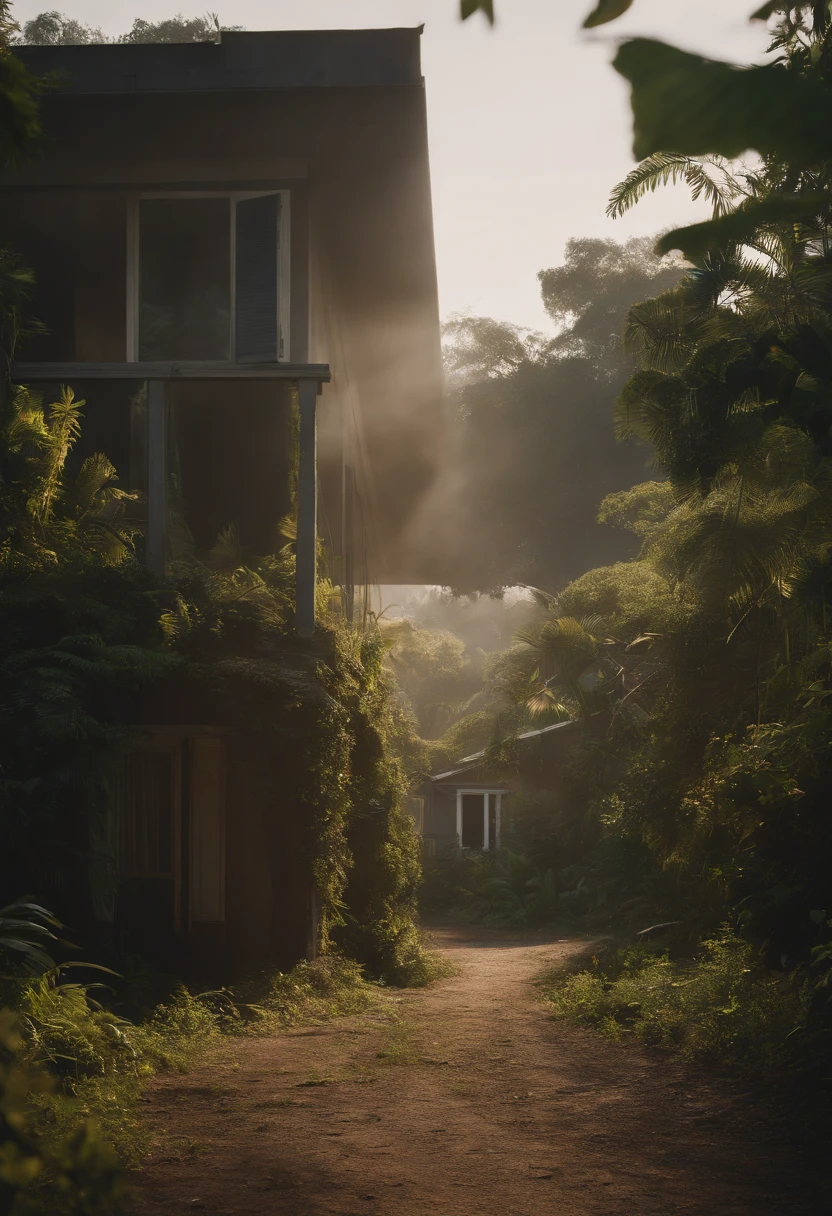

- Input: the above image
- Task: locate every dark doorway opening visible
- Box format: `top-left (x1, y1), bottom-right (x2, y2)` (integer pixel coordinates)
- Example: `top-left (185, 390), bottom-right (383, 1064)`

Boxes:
top-left (461, 794), bottom-right (485, 849)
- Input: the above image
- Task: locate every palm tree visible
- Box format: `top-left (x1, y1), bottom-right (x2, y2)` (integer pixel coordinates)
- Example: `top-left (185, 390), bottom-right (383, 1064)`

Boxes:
top-left (511, 613), bottom-right (606, 719)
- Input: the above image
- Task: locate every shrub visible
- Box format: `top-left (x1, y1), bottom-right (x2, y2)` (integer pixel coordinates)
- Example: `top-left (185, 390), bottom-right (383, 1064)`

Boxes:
top-left (421, 848), bottom-right (563, 930)
top-left (545, 931), bottom-right (811, 1074)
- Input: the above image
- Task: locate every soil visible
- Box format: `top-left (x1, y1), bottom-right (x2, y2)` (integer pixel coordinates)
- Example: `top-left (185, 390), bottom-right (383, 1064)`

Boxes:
top-left (131, 926), bottom-right (815, 1216)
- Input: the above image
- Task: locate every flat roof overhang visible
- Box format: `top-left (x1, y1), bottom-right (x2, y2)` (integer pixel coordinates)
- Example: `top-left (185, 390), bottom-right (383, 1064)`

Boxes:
top-left (15, 28), bottom-right (425, 94)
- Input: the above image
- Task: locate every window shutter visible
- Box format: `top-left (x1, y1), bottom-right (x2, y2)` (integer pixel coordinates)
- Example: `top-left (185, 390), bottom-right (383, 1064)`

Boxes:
top-left (235, 194), bottom-right (280, 362)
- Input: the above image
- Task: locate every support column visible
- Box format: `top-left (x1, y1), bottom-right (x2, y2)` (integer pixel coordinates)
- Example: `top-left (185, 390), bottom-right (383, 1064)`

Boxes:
top-left (344, 464), bottom-right (356, 624)
top-left (146, 380), bottom-right (167, 577)
top-left (456, 790), bottom-right (463, 848)
top-left (483, 791), bottom-right (490, 850)
top-left (296, 378), bottom-right (318, 636)
top-left (495, 792), bottom-right (502, 850)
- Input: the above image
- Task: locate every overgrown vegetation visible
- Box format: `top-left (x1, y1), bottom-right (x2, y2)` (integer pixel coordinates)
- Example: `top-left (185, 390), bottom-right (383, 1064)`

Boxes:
top-left (442, 0), bottom-right (832, 1115)
top-left (543, 931), bottom-right (811, 1075)
top-left (16, 11), bottom-right (240, 46)
top-left (442, 239), bottom-right (683, 593)
top-left (0, 928), bottom-right (384, 1213)
top-left (0, 10), bottom-right (445, 1205)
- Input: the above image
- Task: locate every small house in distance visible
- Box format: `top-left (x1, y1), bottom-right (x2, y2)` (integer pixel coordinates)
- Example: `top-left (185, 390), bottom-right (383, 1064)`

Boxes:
top-left (420, 720), bottom-right (581, 855)
top-left (1, 28), bottom-right (444, 972)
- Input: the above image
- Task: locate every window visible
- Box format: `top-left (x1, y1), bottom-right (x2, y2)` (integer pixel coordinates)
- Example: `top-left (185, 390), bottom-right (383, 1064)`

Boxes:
top-left (130, 192), bottom-right (290, 363)
top-left (119, 745), bottom-right (179, 877)
top-left (139, 198), bottom-right (231, 361)
top-left (455, 789), bottom-right (504, 850)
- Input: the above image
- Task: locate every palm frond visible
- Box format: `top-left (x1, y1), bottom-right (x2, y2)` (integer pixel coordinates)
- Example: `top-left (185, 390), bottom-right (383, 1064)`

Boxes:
top-left (608, 154), bottom-right (742, 220)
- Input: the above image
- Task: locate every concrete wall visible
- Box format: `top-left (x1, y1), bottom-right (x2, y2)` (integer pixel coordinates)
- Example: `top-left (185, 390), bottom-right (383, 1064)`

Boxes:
top-left (0, 63), bottom-right (445, 581)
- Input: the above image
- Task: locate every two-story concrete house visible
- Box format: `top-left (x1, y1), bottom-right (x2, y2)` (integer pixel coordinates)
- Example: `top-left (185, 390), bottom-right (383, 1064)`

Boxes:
top-left (1, 28), bottom-right (444, 970)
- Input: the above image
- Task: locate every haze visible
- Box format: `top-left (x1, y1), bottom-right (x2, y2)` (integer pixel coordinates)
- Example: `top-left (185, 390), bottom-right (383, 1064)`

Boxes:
top-left (13, 0), bottom-right (772, 328)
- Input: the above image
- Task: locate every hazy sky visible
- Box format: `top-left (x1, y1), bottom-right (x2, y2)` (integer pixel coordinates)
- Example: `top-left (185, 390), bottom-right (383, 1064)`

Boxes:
top-left (13, 0), bottom-right (773, 329)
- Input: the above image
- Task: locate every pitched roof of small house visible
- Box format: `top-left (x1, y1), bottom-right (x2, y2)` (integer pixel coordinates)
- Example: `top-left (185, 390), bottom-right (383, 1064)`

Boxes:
top-left (431, 719), bottom-right (579, 783)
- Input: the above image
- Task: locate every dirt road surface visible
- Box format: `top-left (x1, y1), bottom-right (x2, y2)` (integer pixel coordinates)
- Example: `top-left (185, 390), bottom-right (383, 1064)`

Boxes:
top-left (132, 927), bottom-right (811, 1216)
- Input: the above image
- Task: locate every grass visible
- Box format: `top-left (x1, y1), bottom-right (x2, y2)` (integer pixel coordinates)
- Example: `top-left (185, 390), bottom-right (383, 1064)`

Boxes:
top-left (539, 930), bottom-right (811, 1075)
top-left (1, 952), bottom-right (405, 1212)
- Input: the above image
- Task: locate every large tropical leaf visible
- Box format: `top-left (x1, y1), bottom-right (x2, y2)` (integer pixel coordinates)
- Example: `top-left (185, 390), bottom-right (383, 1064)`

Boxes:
top-left (460, 0), bottom-right (494, 22)
top-left (583, 0), bottom-right (633, 29)
top-left (655, 194), bottom-right (829, 259)
top-left (613, 38), bottom-right (832, 164)
top-left (0, 900), bottom-right (61, 975)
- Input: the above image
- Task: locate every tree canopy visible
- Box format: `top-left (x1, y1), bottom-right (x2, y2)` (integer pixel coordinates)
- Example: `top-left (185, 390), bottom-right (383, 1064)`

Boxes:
top-left (17, 11), bottom-right (240, 45)
top-left (444, 237), bottom-right (682, 593)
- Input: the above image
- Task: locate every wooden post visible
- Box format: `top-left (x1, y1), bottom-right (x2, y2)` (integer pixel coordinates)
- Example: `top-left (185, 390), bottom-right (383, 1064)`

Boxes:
top-left (456, 789), bottom-right (463, 848)
top-left (495, 792), bottom-right (502, 849)
top-left (483, 791), bottom-right (490, 850)
top-left (146, 380), bottom-right (167, 576)
top-left (296, 377), bottom-right (318, 635)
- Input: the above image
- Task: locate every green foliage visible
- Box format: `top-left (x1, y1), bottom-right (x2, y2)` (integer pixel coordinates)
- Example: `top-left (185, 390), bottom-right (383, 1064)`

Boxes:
top-left (421, 848), bottom-right (562, 930)
top-left (0, 369), bottom-right (431, 990)
top-left (656, 194), bottom-right (829, 260)
top-left (557, 560), bottom-right (683, 637)
top-left (427, 709), bottom-right (497, 772)
top-left (583, 0), bottom-right (633, 29)
top-left (327, 631), bottom-right (442, 986)
top-left (0, 1013), bottom-right (126, 1216)
top-left (0, 3), bottom-right (42, 171)
top-left (444, 239), bottom-right (682, 593)
top-left (512, 614), bottom-right (603, 719)
top-left (382, 621), bottom-right (471, 738)
top-left (0, 952), bottom-right (393, 1211)
top-left (459, 0), bottom-right (493, 24)
top-left (0, 904), bottom-right (61, 977)
top-left (17, 12), bottom-right (106, 45)
top-left (545, 933), bottom-right (811, 1074)
top-left (613, 37), bottom-right (832, 165)
top-left (608, 154), bottom-right (741, 221)
top-left (118, 15), bottom-right (224, 44)
top-left (18, 12), bottom-right (241, 46)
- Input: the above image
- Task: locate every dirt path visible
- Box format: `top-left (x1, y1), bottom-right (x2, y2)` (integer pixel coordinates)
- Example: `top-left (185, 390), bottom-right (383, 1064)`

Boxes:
top-left (132, 927), bottom-right (810, 1216)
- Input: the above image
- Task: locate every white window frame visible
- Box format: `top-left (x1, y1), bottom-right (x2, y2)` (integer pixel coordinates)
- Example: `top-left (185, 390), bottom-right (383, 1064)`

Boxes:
top-left (126, 190), bottom-right (291, 363)
top-left (455, 788), bottom-right (504, 850)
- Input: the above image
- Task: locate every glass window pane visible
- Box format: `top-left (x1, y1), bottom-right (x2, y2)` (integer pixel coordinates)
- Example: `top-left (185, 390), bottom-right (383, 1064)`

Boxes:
top-left (139, 199), bottom-right (230, 360)
top-left (235, 194), bottom-right (279, 361)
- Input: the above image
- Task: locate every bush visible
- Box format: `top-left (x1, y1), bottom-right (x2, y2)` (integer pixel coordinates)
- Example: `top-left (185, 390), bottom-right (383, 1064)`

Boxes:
top-left (1, 949), bottom-right (415, 1209)
top-left (545, 931), bottom-right (811, 1074)
top-left (421, 848), bottom-right (562, 929)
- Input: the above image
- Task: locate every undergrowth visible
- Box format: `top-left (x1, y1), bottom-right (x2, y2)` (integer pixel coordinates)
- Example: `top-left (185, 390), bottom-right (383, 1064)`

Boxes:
top-left (541, 931), bottom-right (812, 1076)
top-left (2, 954), bottom-right (391, 1212)
top-left (420, 848), bottom-right (563, 930)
